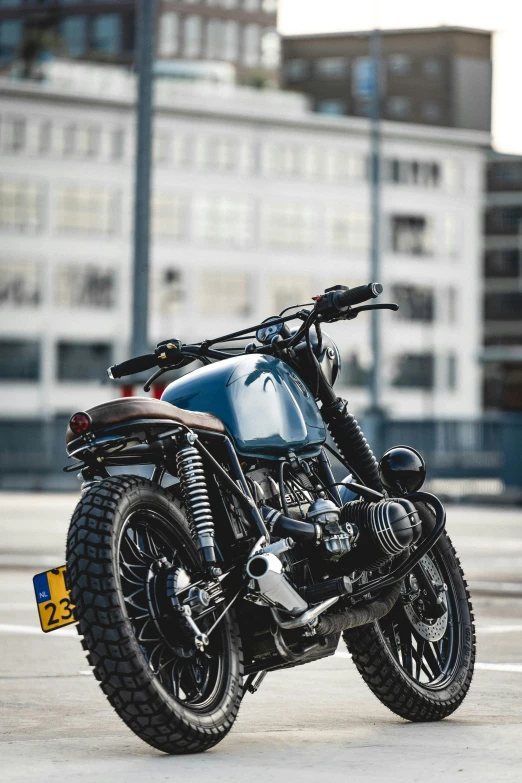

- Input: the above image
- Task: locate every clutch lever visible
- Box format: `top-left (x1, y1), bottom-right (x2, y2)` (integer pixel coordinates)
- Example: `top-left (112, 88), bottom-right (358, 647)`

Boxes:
top-left (346, 303), bottom-right (399, 319)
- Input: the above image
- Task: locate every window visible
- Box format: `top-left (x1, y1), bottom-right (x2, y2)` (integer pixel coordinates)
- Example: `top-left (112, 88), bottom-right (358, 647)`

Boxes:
top-left (484, 292), bottom-right (522, 320)
top-left (55, 186), bottom-right (117, 234)
top-left (442, 160), bottom-right (461, 193)
top-left (261, 29), bottom-right (280, 69)
top-left (392, 285), bottom-right (434, 322)
top-left (57, 342), bottom-right (112, 382)
top-left (388, 54), bottom-right (412, 75)
top-left (223, 20), bottom-right (239, 61)
top-left (448, 287), bottom-right (457, 323)
top-left (485, 206), bottom-right (522, 233)
top-left (315, 57), bottom-right (346, 79)
top-left (326, 210), bottom-right (369, 253)
top-left (153, 131), bottom-right (170, 163)
top-left (442, 215), bottom-right (459, 257)
top-left (38, 121), bottom-right (52, 154)
top-left (199, 271), bottom-right (250, 315)
top-left (392, 353), bottom-right (434, 389)
top-left (447, 354), bottom-right (457, 390)
top-left (383, 158), bottom-right (440, 188)
top-left (206, 19), bottom-right (223, 59)
top-left (183, 15), bottom-right (202, 58)
top-left (423, 101), bottom-right (441, 122)
top-left (55, 265), bottom-right (115, 309)
top-left (63, 124), bottom-right (99, 157)
top-left (387, 96), bottom-right (412, 119)
top-left (284, 59), bottom-right (308, 81)
top-left (341, 352), bottom-right (369, 387)
top-left (243, 23), bottom-right (260, 67)
top-left (153, 267), bottom-right (184, 315)
top-left (195, 136), bottom-right (247, 172)
top-left (0, 340), bottom-right (40, 381)
top-left (0, 180), bottom-right (42, 232)
top-left (423, 58), bottom-right (441, 79)
top-left (262, 203), bottom-right (316, 249)
top-left (391, 215), bottom-right (433, 256)
top-left (60, 15), bottom-right (87, 57)
top-left (193, 197), bottom-right (251, 246)
top-left (1, 116), bottom-right (25, 152)
top-left (484, 249), bottom-right (520, 278)
top-left (324, 149), bottom-right (365, 181)
top-left (158, 11), bottom-right (179, 57)
top-left (488, 160), bottom-right (522, 189)
top-left (111, 128), bottom-right (125, 160)
top-left (269, 276), bottom-right (313, 315)
top-left (172, 134), bottom-right (190, 166)
top-left (152, 194), bottom-right (185, 239)
top-left (317, 100), bottom-right (345, 116)
top-left (0, 261), bottom-right (40, 307)
top-left (261, 143), bottom-right (303, 178)
top-left (92, 14), bottom-right (122, 55)
top-left (0, 20), bottom-right (22, 62)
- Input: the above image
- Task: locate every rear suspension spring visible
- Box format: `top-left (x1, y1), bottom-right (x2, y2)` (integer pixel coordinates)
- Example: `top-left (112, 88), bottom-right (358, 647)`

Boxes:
top-left (176, 436), bottom-right (217, 570)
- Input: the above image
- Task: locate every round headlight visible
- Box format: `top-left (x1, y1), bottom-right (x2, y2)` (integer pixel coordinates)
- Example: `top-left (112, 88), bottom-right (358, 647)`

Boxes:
top-left (379, 446), bottom-right (426, 495)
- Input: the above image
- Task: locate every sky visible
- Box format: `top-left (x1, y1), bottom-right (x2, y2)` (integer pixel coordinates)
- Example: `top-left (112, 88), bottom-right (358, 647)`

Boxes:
top-left (278, 0), bottom-right (522, 154)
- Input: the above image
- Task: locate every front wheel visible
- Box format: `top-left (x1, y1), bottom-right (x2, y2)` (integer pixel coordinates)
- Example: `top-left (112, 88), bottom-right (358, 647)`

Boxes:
top-left (66, 475), bottom-right (243, 754)
top-left (344, 530), bottom-right (475, 721)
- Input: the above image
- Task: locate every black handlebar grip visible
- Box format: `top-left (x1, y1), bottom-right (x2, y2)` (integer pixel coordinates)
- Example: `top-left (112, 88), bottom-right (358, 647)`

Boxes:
top-left (107, 353), bottom-right (157, 379)
top-left (333, 283), bottom-right (383, 309)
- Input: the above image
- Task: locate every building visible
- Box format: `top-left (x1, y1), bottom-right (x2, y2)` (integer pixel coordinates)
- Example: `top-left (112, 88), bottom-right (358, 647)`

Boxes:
top-left (281, 26), bottom-right (492, 132)
top-left (0, 0), bottom-right (279, 82)
top-left (0, 61), bottom-right (487, 445)
top-left (483, 151), bottom-right (522, 412)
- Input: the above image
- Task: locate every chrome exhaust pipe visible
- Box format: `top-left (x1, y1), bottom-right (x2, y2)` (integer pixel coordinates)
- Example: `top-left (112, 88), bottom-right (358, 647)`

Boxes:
top-left (246, 553), bottom-right (308, 616)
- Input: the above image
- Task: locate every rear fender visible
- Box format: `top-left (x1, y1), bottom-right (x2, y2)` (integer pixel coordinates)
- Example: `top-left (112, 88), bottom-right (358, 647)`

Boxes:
top-left (66, 419), bottom-right (184, 467)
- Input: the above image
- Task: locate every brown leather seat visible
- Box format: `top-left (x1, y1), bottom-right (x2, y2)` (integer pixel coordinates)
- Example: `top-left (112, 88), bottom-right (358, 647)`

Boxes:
top-left (66, 397), bottom-right (225, 444)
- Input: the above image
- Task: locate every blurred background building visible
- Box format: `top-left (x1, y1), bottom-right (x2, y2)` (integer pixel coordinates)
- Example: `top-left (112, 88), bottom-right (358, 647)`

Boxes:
top-left (483, 151), bottom-right (522, 412)
top-left (281, 26), bottom-right (492, 131)
top-left (0, 1), bottom-right (520, 497)
top-left (0, 61), bottom-right (485, 424)
top-left (0, 0), bottom-right (280, 85)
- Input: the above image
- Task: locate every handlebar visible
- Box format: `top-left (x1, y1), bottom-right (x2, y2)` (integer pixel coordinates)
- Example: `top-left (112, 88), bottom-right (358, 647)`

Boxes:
top-left (106, 282), bottom-right (394, 381)
top-left (108, 353), bottom-right (157, 379)
top-left (332, 283), bottom-right (383, 309)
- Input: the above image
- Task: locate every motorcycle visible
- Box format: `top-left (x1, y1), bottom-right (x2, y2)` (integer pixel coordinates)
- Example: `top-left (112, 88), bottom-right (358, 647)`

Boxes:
top-left (34, 282), bottom-right (475, 755)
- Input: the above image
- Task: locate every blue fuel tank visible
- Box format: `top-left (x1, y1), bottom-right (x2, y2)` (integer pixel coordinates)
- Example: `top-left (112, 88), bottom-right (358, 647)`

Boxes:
top-left (161, 354), bottom-right (327, 460)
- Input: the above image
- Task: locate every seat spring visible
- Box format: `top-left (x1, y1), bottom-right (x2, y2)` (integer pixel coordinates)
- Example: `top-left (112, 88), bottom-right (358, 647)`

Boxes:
top-left (176, 444), bottom-right (216, 565)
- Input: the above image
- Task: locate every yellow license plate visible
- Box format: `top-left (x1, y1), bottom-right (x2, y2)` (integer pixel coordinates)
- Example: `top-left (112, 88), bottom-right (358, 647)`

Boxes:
top-left (33, 565), bottom-right (76, 633)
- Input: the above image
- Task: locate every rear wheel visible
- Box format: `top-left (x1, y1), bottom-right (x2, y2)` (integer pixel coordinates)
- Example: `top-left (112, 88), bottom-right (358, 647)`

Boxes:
top-left (66, 475), bottom-right (243, 754)
top-left (344, 529), bottom-right (475, 721)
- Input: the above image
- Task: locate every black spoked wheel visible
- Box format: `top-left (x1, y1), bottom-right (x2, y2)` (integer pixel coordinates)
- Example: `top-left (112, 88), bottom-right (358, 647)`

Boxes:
top-left (67, 476), bottom-right (243, 754)
top-left (379, 550), bottom-right (460, 688)
top-left (119, 510), bottom-right (225, 710)
top-left (344, 528), bottom-right (475, 721)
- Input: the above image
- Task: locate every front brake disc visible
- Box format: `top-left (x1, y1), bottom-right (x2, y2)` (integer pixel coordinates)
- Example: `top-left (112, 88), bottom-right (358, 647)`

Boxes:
top-left (403, 555), bottom-right (448, 641)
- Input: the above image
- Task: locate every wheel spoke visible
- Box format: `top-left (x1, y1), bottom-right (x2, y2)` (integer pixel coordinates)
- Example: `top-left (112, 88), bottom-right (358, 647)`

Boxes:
top-left (397, 619), bottom-right (414, 676)
top-left (123, 530), bottom-right (154, 563)
top-left (118, 514), bottom-right (222, 709)
top-left (414, 638), bottom-right (425, 681)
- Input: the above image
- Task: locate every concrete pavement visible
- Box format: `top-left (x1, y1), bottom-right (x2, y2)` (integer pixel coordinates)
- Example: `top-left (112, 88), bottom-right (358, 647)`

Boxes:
top-left (1, 493), bottom-right (522, 782)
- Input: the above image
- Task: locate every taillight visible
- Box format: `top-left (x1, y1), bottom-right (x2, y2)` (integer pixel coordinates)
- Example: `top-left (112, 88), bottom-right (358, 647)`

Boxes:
top-left (69, 411), bottom-right (92, 436)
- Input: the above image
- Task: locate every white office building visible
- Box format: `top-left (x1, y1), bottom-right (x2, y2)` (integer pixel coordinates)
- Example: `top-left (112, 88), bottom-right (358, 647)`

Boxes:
top-left (0, 62), bottom-right (488, 422)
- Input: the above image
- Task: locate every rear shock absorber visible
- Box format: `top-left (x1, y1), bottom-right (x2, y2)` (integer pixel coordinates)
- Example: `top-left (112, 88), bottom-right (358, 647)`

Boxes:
top-left (176, 433), bottom-right (218, 572)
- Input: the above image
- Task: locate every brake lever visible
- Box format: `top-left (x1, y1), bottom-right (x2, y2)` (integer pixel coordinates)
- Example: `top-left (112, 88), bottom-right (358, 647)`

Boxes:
top-left (345, 303), bottom-right (399, 319)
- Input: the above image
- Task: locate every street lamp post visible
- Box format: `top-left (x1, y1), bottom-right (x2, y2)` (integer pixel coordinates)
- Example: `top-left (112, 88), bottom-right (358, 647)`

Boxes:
top-left (131, 0), bottom-right (156, 361)
top-left (366, 27), bottom-right (384, 458)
